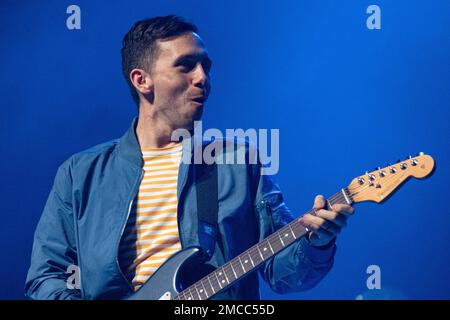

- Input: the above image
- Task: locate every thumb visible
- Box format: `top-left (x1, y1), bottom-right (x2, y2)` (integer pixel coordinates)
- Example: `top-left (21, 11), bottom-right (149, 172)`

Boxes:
top-left (313, 194), bottom-right (326, 210)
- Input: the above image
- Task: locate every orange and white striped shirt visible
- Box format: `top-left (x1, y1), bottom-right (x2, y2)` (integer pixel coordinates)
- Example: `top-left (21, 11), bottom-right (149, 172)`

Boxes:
top-left (119, 143), bottom-right (183, 290)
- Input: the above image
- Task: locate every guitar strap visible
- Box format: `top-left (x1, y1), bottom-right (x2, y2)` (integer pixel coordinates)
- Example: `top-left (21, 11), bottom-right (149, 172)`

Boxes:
top-left (194, 159), bottom-right (218, 260)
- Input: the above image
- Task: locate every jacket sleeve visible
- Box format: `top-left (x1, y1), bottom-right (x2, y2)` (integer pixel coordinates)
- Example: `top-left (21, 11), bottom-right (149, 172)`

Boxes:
top-left (25, 160), bottom-right (82, 300)
top-left (252, 163), bottom-right (336, 294)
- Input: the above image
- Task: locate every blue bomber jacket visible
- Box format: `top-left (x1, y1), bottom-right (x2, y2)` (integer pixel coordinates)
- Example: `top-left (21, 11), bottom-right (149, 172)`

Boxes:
top-left (25, 118), bottom-right (336, 300)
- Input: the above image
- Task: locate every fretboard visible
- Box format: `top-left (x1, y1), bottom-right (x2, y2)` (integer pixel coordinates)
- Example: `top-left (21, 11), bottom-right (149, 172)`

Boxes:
top-left (173, 188), bottom-right (353, 300)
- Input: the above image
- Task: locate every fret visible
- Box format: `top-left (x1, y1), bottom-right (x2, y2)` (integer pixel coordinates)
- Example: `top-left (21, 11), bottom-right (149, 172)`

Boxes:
top-left (207, 275), bottom-right (216, 294)
top-left (341, 189), bottom-right (350, 205)
top-left (222, 264), bottom-right (234, 283)
top-left (213, 271), bottom-right (223, 289)
top-left (194, 286), bottom-right (200, 300)
top-left (247, 251), bottom-right (255, 267)
top-left (232, 259), bottom-right (244, 277)
top-left (256, 246), bottom-right (265, 261)
top-left (288, 224), bottom-right (297, 239)
top-left (268, 233), bottom-right (282, 252)
top-left (238, 256), bottom-right (247, 273)
top-left (266, 238), bottom-right (275, 254)
top-left (248, 247), bottom-right (263, 265)
top-left (282, 229), bottom-right (293, 243)
top-left (277, 231), bottom-right (285, 247)
top-left (222, 267), bottom-right (230, 284)
top-left (199, 280), bottom-right (208, 299)
top-left (327, 200), bottom-right (333, 210)
top-left (260, 239), bottom-right (272, 258)
top-left (229, 260), bottom-right (238, 279)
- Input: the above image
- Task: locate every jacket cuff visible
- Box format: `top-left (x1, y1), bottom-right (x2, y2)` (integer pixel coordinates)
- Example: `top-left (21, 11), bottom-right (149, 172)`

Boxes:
top-left (301, 236), bottom-right (336, 264)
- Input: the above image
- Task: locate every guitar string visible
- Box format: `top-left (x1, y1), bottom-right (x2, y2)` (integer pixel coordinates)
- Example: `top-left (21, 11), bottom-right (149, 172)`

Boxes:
top-left (175, 191), bottom-right (348, 300)
top-left (174, 160), bottom-right (425, 299)
top-left (177, 159), bottom-right (428, 299)
top-left (176, 192), bottom-right (347, 300)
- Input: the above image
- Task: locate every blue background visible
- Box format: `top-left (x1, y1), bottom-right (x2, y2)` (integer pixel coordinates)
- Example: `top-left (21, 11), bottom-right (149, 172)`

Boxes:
top-left (0, 0), bottom-right (449, 299)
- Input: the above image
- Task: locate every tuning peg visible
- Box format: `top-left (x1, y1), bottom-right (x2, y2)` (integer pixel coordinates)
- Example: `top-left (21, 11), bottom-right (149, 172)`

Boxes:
top-left (408, 156), bottom-right (419, 166)
top-left (417, 152), bottom-right (424, 156)
top-left (374, 167), bottom-right (385, 177)
top-left (406, 155), bottom-right (418, 166)
top-left (365, 171), bottom-right (375, 180)
top-left (376, 167), bottom-right (387, 177)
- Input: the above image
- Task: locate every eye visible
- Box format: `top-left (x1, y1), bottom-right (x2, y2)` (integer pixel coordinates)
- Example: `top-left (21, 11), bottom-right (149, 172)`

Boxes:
top-left (202, 59), bottom-right (212, 74)
top-left (179, 60), bottom-right (196, 72)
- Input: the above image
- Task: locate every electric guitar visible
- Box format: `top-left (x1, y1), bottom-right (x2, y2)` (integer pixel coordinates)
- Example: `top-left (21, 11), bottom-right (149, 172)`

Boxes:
top-left (127, 153), bottom-right (435, 300)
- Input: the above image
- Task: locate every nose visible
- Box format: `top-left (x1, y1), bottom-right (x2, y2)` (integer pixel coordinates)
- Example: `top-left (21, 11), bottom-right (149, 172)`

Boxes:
top-left (192, 63), bottom-right (209, 90)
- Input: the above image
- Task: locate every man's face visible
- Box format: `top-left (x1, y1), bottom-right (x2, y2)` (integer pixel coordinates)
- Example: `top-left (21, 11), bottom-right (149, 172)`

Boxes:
top-left (149, 32), bottom-right (211, 131)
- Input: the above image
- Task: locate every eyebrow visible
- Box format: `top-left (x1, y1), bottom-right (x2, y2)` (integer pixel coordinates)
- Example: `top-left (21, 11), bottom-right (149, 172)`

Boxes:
top-left (173, 52), bottom-right (212, 67)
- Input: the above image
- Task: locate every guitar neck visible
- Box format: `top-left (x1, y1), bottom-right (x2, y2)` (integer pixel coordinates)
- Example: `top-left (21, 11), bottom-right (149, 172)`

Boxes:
top-left (174, 188), bottom-right (353, 300)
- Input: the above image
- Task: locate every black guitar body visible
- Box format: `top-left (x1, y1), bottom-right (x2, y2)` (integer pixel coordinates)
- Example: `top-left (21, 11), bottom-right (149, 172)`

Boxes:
top-left (126, 246), bottom-right (211, 300)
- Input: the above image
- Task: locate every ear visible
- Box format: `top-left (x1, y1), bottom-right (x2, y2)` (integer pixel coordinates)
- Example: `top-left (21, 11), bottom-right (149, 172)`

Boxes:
top-left (130, 68), bottom-right (154, 96)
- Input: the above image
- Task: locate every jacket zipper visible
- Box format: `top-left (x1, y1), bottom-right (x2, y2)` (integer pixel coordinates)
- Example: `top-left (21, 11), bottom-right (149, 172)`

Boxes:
top-left (116, 169), bottom-right (144, 291)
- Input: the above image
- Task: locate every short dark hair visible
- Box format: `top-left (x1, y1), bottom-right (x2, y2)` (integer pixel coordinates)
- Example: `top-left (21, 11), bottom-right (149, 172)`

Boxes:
top-left (121, 15), bottom-right (198, 106)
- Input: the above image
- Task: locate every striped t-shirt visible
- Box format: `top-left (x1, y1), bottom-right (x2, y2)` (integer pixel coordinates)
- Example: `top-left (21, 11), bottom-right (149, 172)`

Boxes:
top-left (119, 143), bottom-right (183, 290)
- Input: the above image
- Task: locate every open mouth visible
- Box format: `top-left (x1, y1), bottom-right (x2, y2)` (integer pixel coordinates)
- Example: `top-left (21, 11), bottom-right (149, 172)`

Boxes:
top-left (191, 96), bottom-right (206, 104)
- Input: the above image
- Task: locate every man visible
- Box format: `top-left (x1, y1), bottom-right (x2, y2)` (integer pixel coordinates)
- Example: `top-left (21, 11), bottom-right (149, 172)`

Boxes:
top-left (25, 15), bottom-right (354, 300)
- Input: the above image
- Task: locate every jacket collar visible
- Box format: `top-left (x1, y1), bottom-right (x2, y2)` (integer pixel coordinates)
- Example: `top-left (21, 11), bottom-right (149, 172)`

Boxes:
top-left (116, 117), bottom-right (198, 169)
top-left (117, 117), bottom-right (144, 169)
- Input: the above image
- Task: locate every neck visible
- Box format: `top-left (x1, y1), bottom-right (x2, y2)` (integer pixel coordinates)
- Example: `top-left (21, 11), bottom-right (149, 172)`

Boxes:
top-left (136, 104), bottom-right (178, 149)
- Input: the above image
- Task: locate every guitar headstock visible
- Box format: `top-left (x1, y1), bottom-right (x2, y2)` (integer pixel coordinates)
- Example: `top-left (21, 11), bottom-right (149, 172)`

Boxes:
top-left (347, 153), bottom-right (435, 203)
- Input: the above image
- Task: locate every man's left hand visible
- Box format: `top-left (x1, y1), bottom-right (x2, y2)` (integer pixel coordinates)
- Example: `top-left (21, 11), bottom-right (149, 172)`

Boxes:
top-left (299, 195), bottom-right (354, 247)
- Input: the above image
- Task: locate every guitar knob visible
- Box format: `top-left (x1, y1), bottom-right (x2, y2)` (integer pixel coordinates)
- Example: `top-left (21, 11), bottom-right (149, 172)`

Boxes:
top-left (400, 163), bottom-right (408, 170)
top-left (390, 167), bottom-right (397, 173)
